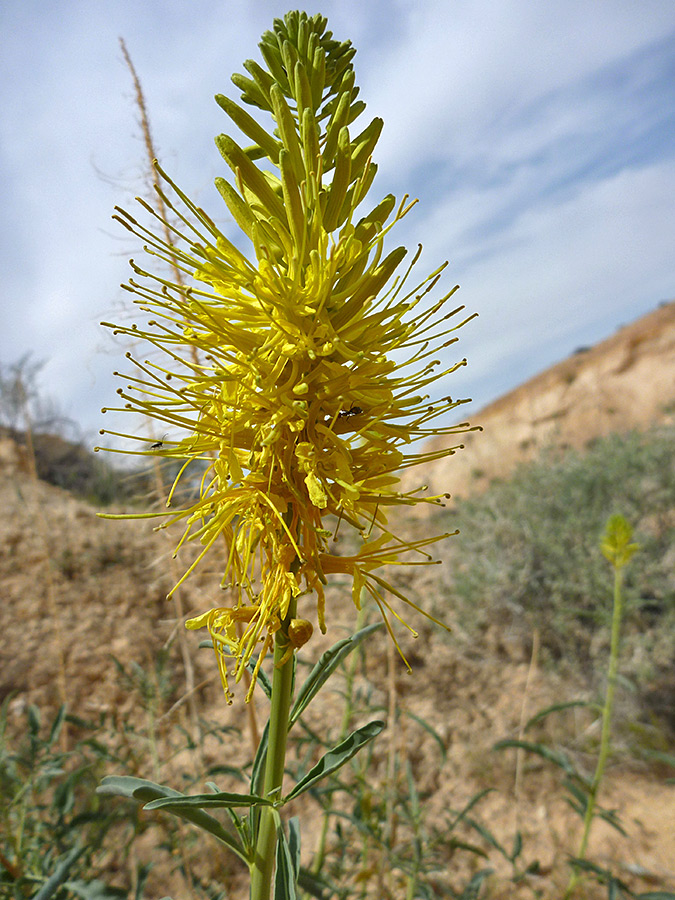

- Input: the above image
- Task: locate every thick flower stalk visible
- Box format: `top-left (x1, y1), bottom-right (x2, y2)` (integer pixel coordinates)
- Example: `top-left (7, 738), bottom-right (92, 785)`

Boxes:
top-left (99, 11), bottom-right (477, 702)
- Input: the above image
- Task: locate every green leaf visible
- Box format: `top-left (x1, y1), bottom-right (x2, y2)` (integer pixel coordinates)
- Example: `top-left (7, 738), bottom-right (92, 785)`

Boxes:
top-left (288, 816), bottom-right (301, 881)
top-left (494, 739), bottom-right (578, 777)
top-left (523, 860), bottom-right (542, 876)
top-left (48, 705), bottom-right (67, 748)
top-left (296, 868), bottom-right (334, 900)
top-left (446, 788), bottom-right (493, 833)
top-left (289, 623), bottom-right (382, 726)
top-left (448, 839), bottom-right (490, 859)
top-left (402, 709), bottom-right (447, 761)
top-left (131, 863), bottom-right (152, 900)
top-left (458, 869), bottom-right (494, 899)
top-left (405, 759), bottom-right (420, 820)
top-left (524, 699), bottom-right (598, 731)
top-left (464, 816), bottom-right (512, 860)
top-left (61, 880), bottom-right (127, 900)
top-left (284, 719), bottom-right (384, 802)
top-left (250, 720), bottom-right (270, 795)
top-left (28, 703), bottom-right (41, 737)
top-left (144, 790), bottom-right (272, 811)
top-left (32, 847), bottom-right (85, 900)
top-left (616, 672), bottom-right (638, 693)
top-left (249, 719), bottom-right (271, 842)
top-left (596, 804), bottom-right (628, 836)
top-left (568, 857), bottom-right (625, 884)
top-left (511, 830), bottom-right (523, 862)
top-left (563, 795), bottom-right (585, 818)
top-left (641, 750), bottom-right (675, 769)
top-left (97, 776), bottom-right (249, 863)
top-left (223, 805), bottom-right (251, 853)
top-left (636, 893), bottom-right (675, 899)
top-left (563, 776), bottom-right (590, 811)
top-left (274, 822), bottom-right (298, 900)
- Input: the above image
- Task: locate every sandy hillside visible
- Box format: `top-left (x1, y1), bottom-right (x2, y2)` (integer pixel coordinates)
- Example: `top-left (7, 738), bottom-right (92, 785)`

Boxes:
top-left (422, 299), bottom-right (675, 500)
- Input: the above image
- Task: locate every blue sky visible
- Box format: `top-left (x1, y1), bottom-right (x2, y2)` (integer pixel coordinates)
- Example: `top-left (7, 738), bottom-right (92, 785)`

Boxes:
top-left (1, 0), bottom-right (674, 444)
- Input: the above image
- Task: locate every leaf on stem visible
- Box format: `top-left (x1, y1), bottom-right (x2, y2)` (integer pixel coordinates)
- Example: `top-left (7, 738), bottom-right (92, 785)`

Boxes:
top-left (289, 623), bottom-right (382, 726)
top-left (284, 719), bottom-right (385, 802)
top-left (32, 847), bottom-right (86, 900)
top-left (274, 820), bottom-right (299, 899)
top-left (143, 790), bottom-right (272, 811)
top-left (494, 739), bottom-right (578, 778)
top-left (96, 776), bottom-right (250, 863)
top-left (524, 699), bottom-right (599, 732)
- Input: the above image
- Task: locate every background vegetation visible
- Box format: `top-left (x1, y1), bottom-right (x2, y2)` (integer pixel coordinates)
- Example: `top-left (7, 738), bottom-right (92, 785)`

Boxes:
top-left (436, 426), bottom-right (674, 691)
top-left (1, 411), bottom-right (673, 898)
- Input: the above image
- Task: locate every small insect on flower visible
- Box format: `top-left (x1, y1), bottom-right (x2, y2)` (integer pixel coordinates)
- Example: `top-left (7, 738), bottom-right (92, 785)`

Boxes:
top-left (338, 406), bottom-right (363, 419)
top-left (150, 433), bottom-right (168, 450)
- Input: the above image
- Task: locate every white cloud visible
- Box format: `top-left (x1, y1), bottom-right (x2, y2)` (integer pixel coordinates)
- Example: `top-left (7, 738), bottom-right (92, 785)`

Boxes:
top-left (362, 0), bottom-right (675, 172)
top-left (430, 157), bottom-right (675, 412)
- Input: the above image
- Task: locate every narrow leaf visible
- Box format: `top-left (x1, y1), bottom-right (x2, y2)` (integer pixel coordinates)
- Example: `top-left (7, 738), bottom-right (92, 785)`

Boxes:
top-left (288, 816), bottom-right (301, 880)
top-left (250, 659), bottom-right (273, 701)
top-left (403, 709), bottom-right (447, 761)
top-left (447, 839), bottom-right (489, 859)
top-left (525, 699), bottom-right (598, 731)
top-left (458, 869), bottom-right (494, 900)
top-left (48, 705), bottom-right (67, 748)
top-left (494, 739), bottom-right (577, 777)
top-left (511, 830), bottom-right (523, 862)
top-left (285, 719), bottom-right (384, 801)
top-left (596, 804), bottom-right (628, 836)
top-left (250, 719), bottom-right (270, 795)
top-left (61, 879), bottom-right (127, 900)
top-left (297, 867), bottom-right (334, 900)
top-left (465, 816), bottom-right (511, 859)
top-left (249, 719), bottom-right (270, 840)
top-left (97, 776), bottom-right (249, 863)
top-left (32, 847), bottom-right (85, 900)
top-left (144, 790), bottom-right (271, 811)
top-left (290, 623), bottom-right (382, 726)
top-left (446, 788), bottom-right (493, 833)
top-left (275, 823), bottom-right (298, 900)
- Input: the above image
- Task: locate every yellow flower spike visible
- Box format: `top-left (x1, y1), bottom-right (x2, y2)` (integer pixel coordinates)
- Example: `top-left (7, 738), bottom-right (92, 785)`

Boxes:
top-left (100, 10), bottom-right (480, 701)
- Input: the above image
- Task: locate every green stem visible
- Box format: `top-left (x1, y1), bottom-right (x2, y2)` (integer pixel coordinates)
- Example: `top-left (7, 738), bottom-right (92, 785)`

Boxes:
top-left (565, 563), bottom-right (624, 898)
top-left (250, 596), bottom-right (297, 900)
